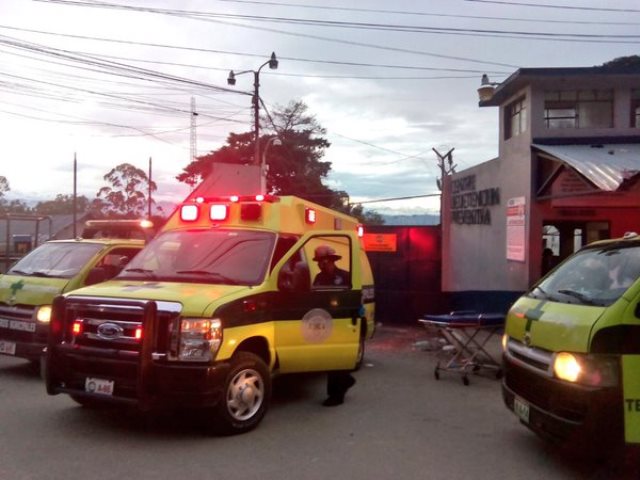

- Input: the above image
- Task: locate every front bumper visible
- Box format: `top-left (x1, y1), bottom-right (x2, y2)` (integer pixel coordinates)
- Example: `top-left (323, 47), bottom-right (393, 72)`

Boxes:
top-left (0, 329), bottom-right (47, 361)
top-left (47, 344), bottom-right (230, 409)
top-left (502, 355), bottom-right (623, 447)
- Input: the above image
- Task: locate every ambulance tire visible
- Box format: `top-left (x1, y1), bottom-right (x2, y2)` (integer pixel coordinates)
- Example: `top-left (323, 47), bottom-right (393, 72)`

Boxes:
top-left (210, 352), bottom-right (271, 435)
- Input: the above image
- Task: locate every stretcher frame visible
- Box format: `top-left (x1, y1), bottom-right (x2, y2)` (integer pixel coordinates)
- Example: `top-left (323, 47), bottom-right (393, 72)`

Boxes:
top-left (419, 312), bottom-right (504, 385)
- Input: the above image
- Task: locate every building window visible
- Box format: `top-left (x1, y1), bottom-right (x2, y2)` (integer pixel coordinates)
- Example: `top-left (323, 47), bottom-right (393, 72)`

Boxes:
top-left (504, 96), bottom-right (527, 140)
top-left (544, 90), bottom-right (613, 129)
top-left (632, 89), bottom-right (640, 127)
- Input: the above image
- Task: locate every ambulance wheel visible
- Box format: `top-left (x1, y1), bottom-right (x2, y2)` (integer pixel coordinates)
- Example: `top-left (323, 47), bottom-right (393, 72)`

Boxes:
top-left (210, 352), bottom-right (271, 435)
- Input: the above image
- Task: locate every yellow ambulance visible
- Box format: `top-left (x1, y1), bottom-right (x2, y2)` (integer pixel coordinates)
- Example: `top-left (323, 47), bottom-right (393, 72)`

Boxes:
top-left (46, 195), bottom-right (375, 434)
top-left (0, 224), bottom-right (148, 368)
top-left (502, 232), bottom-right (640, 454)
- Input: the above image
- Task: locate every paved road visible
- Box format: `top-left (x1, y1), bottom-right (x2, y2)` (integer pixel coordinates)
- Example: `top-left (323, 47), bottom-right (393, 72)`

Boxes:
top-left (0, 325), bottom-right (635, 480)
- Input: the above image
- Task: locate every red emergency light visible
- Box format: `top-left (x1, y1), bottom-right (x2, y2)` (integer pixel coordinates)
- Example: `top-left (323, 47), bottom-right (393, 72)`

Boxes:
top-left (305, 208), bottom-right (317, 224)
top-left (357, 224), bottom-right (364, 238)
top-left (180, 204), bottom-right (199, 222)
top-left (210, 204), bottom-right (229, 221)
top-left (135, 326), bottom-right (143, 340)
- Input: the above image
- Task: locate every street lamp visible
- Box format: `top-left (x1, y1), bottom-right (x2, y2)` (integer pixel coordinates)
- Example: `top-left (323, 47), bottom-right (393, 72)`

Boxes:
top-left (227, 52), bottom-right (279, 169)
top-left (261, 136), bottom-right (282, 193)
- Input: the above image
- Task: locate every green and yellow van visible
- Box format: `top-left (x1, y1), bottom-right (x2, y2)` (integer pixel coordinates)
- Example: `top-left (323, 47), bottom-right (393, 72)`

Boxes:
top-left (0, 221), bottom-right (150, 368)
top-left (502, 232), bottom-right (640, 453)
top-left (46, 195), bottom-right (375, 434)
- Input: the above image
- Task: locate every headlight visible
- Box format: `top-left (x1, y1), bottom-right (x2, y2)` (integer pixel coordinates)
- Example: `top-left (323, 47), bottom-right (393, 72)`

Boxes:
top-left (176, 318), bottom-right (222, 362)
top-left (501, 333), bottom-right (508, 352)
top-left (552, 352), bottom-right (619, 387)
top-left (36, 305), bottom-right (52, 323)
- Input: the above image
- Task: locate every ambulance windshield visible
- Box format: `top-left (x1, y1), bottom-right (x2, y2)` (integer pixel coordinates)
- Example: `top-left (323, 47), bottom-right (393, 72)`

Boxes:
top-left (532, 245), bottom-right (640, 307)
top-left (119, 229), bottom-right (276, 286)
top-left (8, 242), bottom-right (103, 279)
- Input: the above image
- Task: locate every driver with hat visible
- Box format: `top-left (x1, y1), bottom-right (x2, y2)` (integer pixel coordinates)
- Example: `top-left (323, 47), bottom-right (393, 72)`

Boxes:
top-left (312, 245), bottom-right (350, 287)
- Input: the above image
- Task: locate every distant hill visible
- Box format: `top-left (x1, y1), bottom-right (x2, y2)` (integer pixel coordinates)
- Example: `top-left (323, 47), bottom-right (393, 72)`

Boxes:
top-left (379, 213), bottom-right (440, 226)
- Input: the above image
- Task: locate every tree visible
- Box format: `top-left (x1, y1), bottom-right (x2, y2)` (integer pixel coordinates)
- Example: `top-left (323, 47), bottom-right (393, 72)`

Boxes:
top-left (0, 176), bottom-right (8, 199)
top-left (177, 101), bottom-right (384, 224)
top-left (35, 194), bottom-right (90, 215)
top-left (93, 163), bottom-right (156, 218)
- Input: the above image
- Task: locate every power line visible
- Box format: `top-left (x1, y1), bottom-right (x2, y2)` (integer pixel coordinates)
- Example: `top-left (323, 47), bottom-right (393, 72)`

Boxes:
top-left (464, 0), bottom-right (640, 13)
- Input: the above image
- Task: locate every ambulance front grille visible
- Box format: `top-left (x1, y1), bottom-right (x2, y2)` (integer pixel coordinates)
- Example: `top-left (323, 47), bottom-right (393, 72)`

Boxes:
top-left (0, 303), bottom-right (35, 322)
top-left (505, 337), bottom-right (553, 375)
top-left (62, 297), bottom-right (182, 354)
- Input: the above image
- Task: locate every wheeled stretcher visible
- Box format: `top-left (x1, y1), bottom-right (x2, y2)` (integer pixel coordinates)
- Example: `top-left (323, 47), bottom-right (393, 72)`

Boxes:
top-left (419, 312), bottom-right (505, 385)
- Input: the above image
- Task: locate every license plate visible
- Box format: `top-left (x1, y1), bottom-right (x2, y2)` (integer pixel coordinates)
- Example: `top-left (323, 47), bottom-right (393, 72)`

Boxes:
top-left (85, 377), bottom-right (114, 396)
top-left (0, 340), bottom-right (16, 355)
top-left (8, 320), bottom-right (36, 333)
top-left (513, 396), bottom-right (530, 424)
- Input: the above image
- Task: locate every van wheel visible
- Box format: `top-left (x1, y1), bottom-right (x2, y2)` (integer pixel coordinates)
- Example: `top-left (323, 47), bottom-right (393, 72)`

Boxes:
top-left (354, 333), bottom-right (366, 371)
top-left (210, 352), bottom-right (271, 435)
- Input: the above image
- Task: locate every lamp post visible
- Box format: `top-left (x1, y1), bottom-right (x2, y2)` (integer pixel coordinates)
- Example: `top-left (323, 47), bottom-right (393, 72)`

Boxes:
top-left (261, 136), bottom-right (282, 193)
top-left (227, 52), bottom-right (279, 170)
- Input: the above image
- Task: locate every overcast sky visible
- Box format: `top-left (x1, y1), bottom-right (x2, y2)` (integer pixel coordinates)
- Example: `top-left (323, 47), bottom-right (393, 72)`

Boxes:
top-left (1, 0), bottom-right (639, 216)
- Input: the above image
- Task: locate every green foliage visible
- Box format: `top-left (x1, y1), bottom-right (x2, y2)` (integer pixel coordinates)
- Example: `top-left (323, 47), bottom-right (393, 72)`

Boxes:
top-left (0, 176), bottom-right (9, 198)
top-left (35, 194), bottom-right (90, 215)
top-left (0, 199), bottom-right (32, 215)
top-left (94, 163), bottom-right (157, 218)
top-left (177, 101), bottom-right (384, 225)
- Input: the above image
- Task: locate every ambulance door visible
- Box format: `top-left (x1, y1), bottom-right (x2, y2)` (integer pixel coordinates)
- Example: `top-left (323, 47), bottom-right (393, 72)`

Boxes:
top-left (272, 233), bottom-right (361, 373)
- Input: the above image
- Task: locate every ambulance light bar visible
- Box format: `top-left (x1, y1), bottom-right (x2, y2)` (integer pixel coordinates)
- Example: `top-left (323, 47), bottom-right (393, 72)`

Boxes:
top-left (210, 204), bottom-right (229, 221)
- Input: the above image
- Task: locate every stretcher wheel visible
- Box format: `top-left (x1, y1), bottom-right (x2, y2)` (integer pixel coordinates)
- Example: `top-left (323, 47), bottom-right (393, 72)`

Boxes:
top-left (462, 375), bottom-right (470, 386)
top-left (434, 367), bottom-right (440, 380)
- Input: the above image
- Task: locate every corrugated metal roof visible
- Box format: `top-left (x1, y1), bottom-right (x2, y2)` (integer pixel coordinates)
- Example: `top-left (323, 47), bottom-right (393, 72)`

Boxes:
top-left (532, 143), bottom-right (640, 191)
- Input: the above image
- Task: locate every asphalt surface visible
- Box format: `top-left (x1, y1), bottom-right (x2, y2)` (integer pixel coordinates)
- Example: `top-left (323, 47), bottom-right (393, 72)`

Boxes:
top-left (0, 324), bottom-right (638, 479)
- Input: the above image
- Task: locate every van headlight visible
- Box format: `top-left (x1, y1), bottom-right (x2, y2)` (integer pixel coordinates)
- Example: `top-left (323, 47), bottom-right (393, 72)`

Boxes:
top-left (553, 352), bottom-right (619, 387)
top-left (177, 318), bottom-right (222, 362)
top-left (36, 305), bottom-right (52, 323)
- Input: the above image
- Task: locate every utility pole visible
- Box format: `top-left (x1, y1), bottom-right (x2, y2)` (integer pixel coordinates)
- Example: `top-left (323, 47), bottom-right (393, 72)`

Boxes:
top-left (148, 157), bottom-right (152, 219)
top-left (73, 152), bottom-right (77, 238)
top-left (190, 96), bottom-right (198, 164)
top-left (433, 147), bottom-right (456, 225)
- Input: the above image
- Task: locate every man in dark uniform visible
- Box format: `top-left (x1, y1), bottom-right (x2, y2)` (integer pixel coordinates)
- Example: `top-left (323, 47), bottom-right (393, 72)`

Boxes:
top-left (312, 245), bottom-right (350, 287)
top-left (312, 245), bottom-right (356, 406)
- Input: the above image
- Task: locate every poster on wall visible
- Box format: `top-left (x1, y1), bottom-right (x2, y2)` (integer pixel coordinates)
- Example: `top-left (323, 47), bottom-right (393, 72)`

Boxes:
top-left (506, 196), bottom-right (526, 262)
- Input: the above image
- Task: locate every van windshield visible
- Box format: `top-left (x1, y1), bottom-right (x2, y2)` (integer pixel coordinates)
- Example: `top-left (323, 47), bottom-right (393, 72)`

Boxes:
top-left (8, 242), bottom-right (103, 279)
top-left (530, 244), bottom-right (640, 306)
top-left (119, 229), bottom-right (276, 286)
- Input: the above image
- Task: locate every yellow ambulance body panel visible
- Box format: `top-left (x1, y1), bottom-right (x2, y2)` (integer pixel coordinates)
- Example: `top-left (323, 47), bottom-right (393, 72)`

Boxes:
top-left (46, 195), bottom-right (376, 434)
top-left (0, 237), bottom-right (144, 362)
top-left (502, 233), bottom-right (640, 454)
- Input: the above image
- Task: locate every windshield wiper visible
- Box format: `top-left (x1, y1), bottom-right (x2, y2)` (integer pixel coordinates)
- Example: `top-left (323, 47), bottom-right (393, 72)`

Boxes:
top-left (8, 269), bottom-right (29, 275)
top-left (31, 271), bottom-right (54, 277)
top-left (123, 268), bottom-right (157, 278)
top-left (557, 288), bottom-right (596, 305)
top-left (176, 270), bottom-right (238, 285)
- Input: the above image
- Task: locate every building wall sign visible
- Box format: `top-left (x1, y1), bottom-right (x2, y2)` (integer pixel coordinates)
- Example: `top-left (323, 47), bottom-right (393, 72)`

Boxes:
top-left (450, 174), bottom-right (501, 225)
top-left (363, 233), bottom-right (398, 252)
top-left (506, 196), bottom-right (526, 262)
